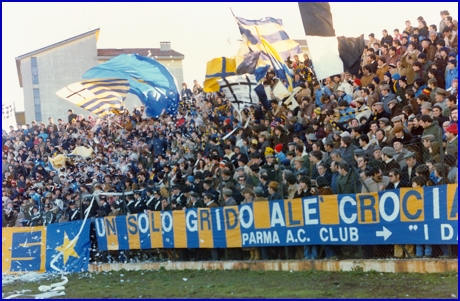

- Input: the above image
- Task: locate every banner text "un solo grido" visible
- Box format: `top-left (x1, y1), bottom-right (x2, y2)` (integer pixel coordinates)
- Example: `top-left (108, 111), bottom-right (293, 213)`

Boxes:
top-left (95, 185), bottom-right (458, 250)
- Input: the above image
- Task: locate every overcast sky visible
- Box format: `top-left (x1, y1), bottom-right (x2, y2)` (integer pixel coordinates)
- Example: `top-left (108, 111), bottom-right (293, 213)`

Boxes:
top-left (2, 2), bottom-right (458, 111)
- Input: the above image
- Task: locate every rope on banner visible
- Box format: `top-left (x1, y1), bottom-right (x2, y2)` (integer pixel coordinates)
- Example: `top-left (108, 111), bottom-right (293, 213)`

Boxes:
top-left (5, 192), bottom-right (100, 299)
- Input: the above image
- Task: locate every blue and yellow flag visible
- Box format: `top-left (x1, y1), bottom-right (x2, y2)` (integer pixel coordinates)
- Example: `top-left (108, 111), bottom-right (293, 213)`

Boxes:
top-left (2, 220), bottom-right (91, 274)
top-left (82, 54), bottom-right (180, 118)
top-left (56, 78), bottom-right (129, 117)
top-left (203, 57), bottom-right (236, 92)
top-left (234, 15), bottom-right (302, 62)
top-left (46, 220), bottom-right (91, 273)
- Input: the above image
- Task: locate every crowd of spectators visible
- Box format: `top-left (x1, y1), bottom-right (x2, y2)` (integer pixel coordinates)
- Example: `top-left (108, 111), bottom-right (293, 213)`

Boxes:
top-left (2, 11), bottom-right (458, 262)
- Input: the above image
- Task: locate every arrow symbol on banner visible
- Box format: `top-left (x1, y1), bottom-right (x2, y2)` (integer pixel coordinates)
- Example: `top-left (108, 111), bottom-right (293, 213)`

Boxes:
top-left (376, 226), bottom-right (392, 241)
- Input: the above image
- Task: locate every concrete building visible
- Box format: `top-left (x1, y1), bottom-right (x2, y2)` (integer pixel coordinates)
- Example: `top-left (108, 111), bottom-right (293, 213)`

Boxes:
top-left (16, 29), bottom-right (100, 124)
top-left (15, 30), bottom-right (184, 123)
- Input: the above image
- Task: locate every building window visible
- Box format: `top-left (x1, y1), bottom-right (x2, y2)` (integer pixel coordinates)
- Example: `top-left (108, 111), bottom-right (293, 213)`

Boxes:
top-left (31, 57), bottom-right (39, 84)
top-left (33, 88), bottom-right (41, 121)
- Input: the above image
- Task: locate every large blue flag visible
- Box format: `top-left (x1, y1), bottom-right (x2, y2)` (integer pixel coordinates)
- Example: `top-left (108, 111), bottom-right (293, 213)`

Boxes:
top-left (82, 54), bottom-right (180, 117)
top-left (45, 219), bottom-right (91, 273)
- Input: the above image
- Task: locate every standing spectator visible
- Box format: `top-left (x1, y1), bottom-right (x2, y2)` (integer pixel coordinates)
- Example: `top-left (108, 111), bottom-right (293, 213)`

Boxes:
top-left (336, 163), bottom-right (358, 194)
top-left (380, 29), bottom-right (394, 46)
top-left (445, 59), bottom-right (458, 90)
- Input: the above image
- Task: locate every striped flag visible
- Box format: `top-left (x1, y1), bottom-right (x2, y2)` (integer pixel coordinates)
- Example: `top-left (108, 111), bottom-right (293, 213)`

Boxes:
top-left (298, 2), bottom-right (343, 80)
top-left (235, 42), bottom-right (270, 83)
top-left (203, 57), bottom-right (237, 92)
top-left (2, 103), bottom-right (17, 130)
top-left (217, 74), bottom-right (259, 112)
top-left (259, 37), bottom-right (293, 90)
top-left (56, 78), bottom-right (129, 117)
top-left (234, 15), bottom-right (302, 62)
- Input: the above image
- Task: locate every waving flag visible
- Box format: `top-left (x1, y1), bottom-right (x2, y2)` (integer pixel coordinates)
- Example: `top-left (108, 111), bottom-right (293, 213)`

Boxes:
top-left (298, 2), bottom-right (343, 80)
top-left (234, 15), bottom-right (302, 62)
top-left (2, 219), bottom-right (91, 274)
top-left (2, 103), bottom-right (17, 130)
top-left (56, 78), bottom-right (129, 117)
top-left (259, 37), bottom-right (293, 90)
top-left (203, 57), bottom-right (236, 92)
top-left (236, 51), bottom-right (270, 82)
top-left (45, 220), bottom-right (91, 273)
top-left (338, 34), bottom-right (365, 76)
top-left (82, 54), bottom-right (180, 118)
top-left (218, 74), bottom-right (259, 112)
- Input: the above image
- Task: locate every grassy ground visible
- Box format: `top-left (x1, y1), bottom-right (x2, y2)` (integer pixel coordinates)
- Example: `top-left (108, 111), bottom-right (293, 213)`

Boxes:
top-left (2, 268), bottom-right (458, 299)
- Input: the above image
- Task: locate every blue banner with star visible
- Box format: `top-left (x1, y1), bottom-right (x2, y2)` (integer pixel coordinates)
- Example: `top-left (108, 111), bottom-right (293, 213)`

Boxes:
top-left (2, 220), bottom-right (91, 274)
top-left (46, 220), bottom-right (91, 273)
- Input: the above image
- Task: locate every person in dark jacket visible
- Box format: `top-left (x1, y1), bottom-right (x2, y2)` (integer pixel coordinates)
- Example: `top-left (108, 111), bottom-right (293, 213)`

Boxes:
top-left (336, 162), bottom-right (359, 194)
top-left (381, 147), bottom-right (402, 176)
top-left (151, 133), bottom-right (168, 157)
top-left (98, 195), bottom-right (111, 217)
top-left (267, 181), bottom-right (282, 201)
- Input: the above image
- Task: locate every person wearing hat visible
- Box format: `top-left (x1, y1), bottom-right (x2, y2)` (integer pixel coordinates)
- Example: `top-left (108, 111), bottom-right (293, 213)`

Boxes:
top-left (387, 99), bottom-right (402, 122)
top-left (432, 88), bottom-right (450, 116)
top-left (445, 123), bottom-right (458, 150)
top-left (336, 84), bottom-right (353, 104)
top-left (67, 200), bottom-right (81, 221)
top-left (170, 185), bottom-right (186, 208)
top-left (267, 181), bottom-right (282, 201)
top-left (445, 59), bottom-right (457, 90)
top-left (351, 78), bottom-right (362, 100)
top-left (40, 202), bottom-right (55, 226)
top-left (380, 84), bottom-right (395, 114)
top-left (222, 188), bottom-right (237, 207)
top-left (432, 104), bottom-right (450, 126)
top-left (420, 38), bottom-right (437, 62)
top-left (187, 192), bottom-right (205, 209)
top-left (368, 101), bottom-right (391, 125)
top-left (145, 188), bottom-right (161, 212)
top-left (400, 151), bottom-right (420, 189)
top-left (293, 156), bottom-right (308, 177)
top-left (97, 194), bottom-right (112, 217)
top-left (375, 145), bottom-right (398, 176)
top-left (260, 149), bottom-right (279, 182)
top-left (129, 191), bottom-right (145, 214)
top-left (387, 62), bottom-right (397, 73)
top-left (421, 133), bottom-right (437, 162)
top-left (271, 143), bottom-right (285, 164)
